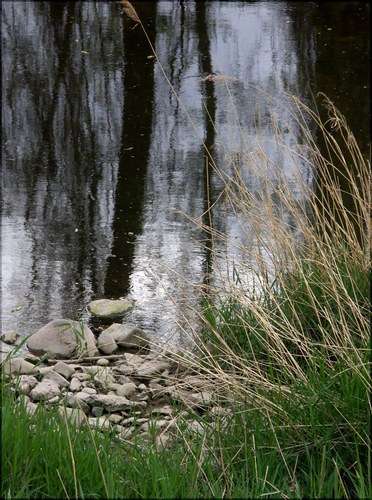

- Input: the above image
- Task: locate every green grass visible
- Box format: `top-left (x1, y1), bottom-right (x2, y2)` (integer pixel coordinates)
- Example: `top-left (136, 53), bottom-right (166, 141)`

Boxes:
top-left (2, 379), bottom-right (370, 498)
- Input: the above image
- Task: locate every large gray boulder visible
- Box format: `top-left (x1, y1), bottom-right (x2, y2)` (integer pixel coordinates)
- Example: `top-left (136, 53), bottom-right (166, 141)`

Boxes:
top-left (27, 319), bottom-right (99, 360)
top-left (87, 299), bottom-right (134, 320)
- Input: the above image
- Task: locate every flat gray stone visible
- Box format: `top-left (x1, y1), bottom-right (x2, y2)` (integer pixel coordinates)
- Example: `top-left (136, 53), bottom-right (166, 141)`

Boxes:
top-left (87, 299), bottom-right (134, 320)
top-left (27, 319), bottom-right (99, 359)
top-left (80, 387), bottom-right (97, 395)
top-left (53, 361), bottom-right (75, 379)
top-left (3, 357), bottom-right (40, 376)
top-left (85, 393), bottom-right (132, 412)
top-left (42, 370), bottom-right (70, 388)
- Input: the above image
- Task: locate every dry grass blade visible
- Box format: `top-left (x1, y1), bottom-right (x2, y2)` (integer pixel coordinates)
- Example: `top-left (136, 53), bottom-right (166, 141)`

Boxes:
top-left (119, 0), bottom-right (140, 23)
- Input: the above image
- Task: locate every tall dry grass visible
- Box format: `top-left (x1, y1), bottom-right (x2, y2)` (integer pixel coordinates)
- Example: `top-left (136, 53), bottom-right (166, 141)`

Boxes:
top-left (121, 2), bottom-right (371, 493)
top-left (122, 0), bottom-right (370, 436)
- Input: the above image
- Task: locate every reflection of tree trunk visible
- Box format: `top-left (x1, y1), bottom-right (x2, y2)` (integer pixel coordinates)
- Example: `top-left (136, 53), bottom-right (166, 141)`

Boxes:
top-left (195, 1), bottom-right (215, 287)
top-left (104, 2), bottom-right (157, 298)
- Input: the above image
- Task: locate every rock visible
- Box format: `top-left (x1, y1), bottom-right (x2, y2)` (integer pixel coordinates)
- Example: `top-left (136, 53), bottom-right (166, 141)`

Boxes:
top-left (15, 375), bottom-right (39, 395)
top-left (116, 425), bottom-right (134, 440)
top-left (186, 420), bottom-right (207, 436)
top-left (53, 361), bottom-right (75, 379)
top-left (0, 331), bottom-right (20, 345)
top-left (155, 432), bottom-right (173, 448)
top-left (64, 393), bottom-right (90, 414)
top-left (140, 419), bottom-right (172, 433)
top-left (39, 367), bottom-right (53, 376)
top-left (102, 323), bottom-right (149, 349)
top-left (46, 395), bottom-right (61, 405)
top-left (69, 377), bottom-right (83, 392)
top-left (148, 381), bottom-right (164, 398)
top-left (131, 392), bottom-right (149, 403)
top-left (116, 382), bottom-right (137, 398)
top-left (115, 364), bottom-right (135, 376)
top-left (58, 406), bottom-right (86, 427)
top-left (96, 358), bottom-right (110, 366)
top-left (93, 367), bottom-right (116, 390)
top-left (3, 357), bottom-right (40, 376)
top-left (30, 380), bottom-right (61, 401)
top-left (182, 375), bottom-right (210, 389)
top-left (87, 416), bottom-right (112, 431)
top-left (19, 396), bottom-right (38, 415)
top-left (91, 406), bottom-right (104, 417)
top-left (122, 416), bottom-right (148, 427)
top-left (97, 331), bottom-right (118, 354)
top-left (80, 387), bottom-right (97, 395)
top-left (108, 413), bottom-right (123, 425)
top-left (42, 370), bottom-right (70, 388)
top-left (72, 372), bottom-right (91, 382)
top-left (116, 375), bottom-right (132, 385)
top-left (136, 359), bottom-right (171, 378)
top-left (84, 393), bottom-right (138, 412)
top-left (23, 353), bottom-right (41, 363)
top-left (87, 299), bottom-right (134, 320)
top-left (123, 352), bottom-right (147, 366)
top-left (75, 391), bottom-right (91, 403)
top-left (169, 388), bottom-right (213, 409)
top-left (27, 319), bottom-right (99, 360)
top-left (151, 404), bottom-right (174, 417)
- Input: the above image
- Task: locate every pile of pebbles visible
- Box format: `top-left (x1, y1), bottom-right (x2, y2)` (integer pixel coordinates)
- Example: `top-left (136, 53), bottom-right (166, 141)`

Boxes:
top-left (1, 299), bottom-right (232, 447)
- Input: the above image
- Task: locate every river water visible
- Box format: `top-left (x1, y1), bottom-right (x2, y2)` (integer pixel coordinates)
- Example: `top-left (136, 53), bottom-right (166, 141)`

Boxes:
top-left (1, 1), bottom-right (370, 351)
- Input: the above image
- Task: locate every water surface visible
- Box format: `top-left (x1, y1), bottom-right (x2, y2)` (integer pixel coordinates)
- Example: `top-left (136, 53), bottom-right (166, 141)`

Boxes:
top-left (1, 1), bottom-right (370, 350)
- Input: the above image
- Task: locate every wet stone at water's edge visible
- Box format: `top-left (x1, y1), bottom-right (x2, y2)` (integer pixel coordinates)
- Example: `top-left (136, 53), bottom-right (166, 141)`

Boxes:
top-left (87, 299), bottom-right (134, 320)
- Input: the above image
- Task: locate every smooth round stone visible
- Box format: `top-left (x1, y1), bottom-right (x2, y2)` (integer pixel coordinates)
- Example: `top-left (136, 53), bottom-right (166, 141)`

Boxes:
top-left (96, 358), bottom-right (110, 366)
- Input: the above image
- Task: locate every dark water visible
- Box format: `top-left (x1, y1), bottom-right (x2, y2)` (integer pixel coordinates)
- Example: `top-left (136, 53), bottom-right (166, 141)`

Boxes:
top-left (1, 1), bottom-right (370, 350)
